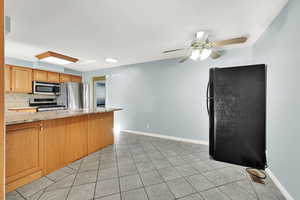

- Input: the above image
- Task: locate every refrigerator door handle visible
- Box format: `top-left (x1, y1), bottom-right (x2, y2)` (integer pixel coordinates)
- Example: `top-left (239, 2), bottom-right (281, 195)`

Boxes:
top-left (206, 80), bottom-right (210, 115)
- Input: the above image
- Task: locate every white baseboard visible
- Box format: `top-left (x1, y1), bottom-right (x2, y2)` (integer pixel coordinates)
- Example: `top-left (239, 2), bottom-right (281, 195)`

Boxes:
top-left (122, 129), bottom-right (209, 146)
top-left (265, 168), bottom-right (294, 200)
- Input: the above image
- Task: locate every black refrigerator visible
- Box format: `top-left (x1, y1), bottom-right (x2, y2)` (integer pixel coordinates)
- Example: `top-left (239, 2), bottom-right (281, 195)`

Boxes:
top-left (207, 64), bottom-right (267, 170)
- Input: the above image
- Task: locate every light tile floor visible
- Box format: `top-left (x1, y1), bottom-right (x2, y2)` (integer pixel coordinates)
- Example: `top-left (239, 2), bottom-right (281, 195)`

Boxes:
top-left (7, 132), bottom-right (286, 200)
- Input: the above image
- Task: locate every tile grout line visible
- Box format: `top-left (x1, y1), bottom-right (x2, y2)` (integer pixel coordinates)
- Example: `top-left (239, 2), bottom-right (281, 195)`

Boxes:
top-left (153, 139), bottom-right (202, 199)
top-left (33, 169), bottom-right (79, 200)
top-left (92, 150), bottom-right (102, 200)
top-left (118, 133), bottom-right (267, 200)
top-left (10, 132), bottom-right (280, 200)
top-left (123, 133), bottom-right (258, 200)
top-left (134, 137), bottom-right (179, 199)
top-left (32, 187), bottom-right (47, 200)
top-left (115, 140), bottom-right (123, 200)
top-left (65, 158), bottom-right (84, 200)
top-left (153, 136), bottom-right (248, 200)
top-left (128, 140), bottom-right (151, 200)
top-left (15, 190), bottom-right (27, 200)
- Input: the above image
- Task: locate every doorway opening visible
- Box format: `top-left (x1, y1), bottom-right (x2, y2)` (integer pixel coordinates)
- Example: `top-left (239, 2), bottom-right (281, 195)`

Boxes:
top-left (92, 76), bottom-right (106, 109)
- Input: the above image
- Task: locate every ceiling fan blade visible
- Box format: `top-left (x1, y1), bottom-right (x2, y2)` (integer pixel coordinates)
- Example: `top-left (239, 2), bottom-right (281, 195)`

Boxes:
top-left (211, 51), bottom-right (222, 59)
top-left (211, 37), bottom-right (247, 47)
top-left (163, 48), bottom-right (185, 54)
top-left (179, 56), bottom-right (190, 63)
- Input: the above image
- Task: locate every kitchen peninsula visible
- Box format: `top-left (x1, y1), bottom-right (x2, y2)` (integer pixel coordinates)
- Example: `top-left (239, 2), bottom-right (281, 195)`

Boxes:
top-left (5, 108), bottom-right (121, 192)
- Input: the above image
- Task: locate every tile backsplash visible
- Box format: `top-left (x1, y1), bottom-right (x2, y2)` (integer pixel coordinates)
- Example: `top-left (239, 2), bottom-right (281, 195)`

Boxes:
top-left (5, 93), bottom-right (55, 110)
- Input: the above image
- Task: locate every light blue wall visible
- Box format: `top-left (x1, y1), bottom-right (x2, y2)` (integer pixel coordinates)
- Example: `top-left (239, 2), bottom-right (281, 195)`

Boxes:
top-left (83, 48), bottom-right (252, 141)
top-left (253, 0), bottom-right (299, 199)
top-left (80, 1), bottom-right (299, 198)
top-left (83, 2), bottom-right (300, 198)
top-left (5, 57), bottom-right (82, 76)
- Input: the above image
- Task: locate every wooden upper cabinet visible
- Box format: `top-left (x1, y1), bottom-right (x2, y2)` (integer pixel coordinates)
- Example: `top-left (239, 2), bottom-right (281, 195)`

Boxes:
top-left (11, 66), bottom-right (32, 93)
top-left (6, 122), bottom-right (43, 192)
top-left (4, 65), bottom-right (11, 92)
top-left (5, 64), bottom-right (82, 94)
top-left (33, 70), bottom-right (48, 82)
top-left (59, 74), bottom-right (72, 83)
top-left (71, 75), bottom-right (82, 83)
top-left (47, 72), bottom-right (60, 83)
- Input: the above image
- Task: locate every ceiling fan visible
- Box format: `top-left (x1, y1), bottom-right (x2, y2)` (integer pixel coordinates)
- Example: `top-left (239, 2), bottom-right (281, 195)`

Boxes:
top-left (163, 31), bottom-right (248, 63)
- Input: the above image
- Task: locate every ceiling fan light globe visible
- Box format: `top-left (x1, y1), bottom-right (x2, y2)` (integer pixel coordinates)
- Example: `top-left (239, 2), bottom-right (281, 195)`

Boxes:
top-left (200, 48), bottom-right (212, 60)
top-left (190, 49), bottom-right (201, 60)
top-left (196, 31), bottom-right (205, 39)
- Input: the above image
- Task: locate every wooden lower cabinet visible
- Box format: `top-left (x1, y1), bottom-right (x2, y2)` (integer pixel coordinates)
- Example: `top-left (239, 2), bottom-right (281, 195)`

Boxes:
top-left (43, 119), bottom-right (66, 174)
top-left (88, 114), bottom-right (106, 153)
top-left (88, 112), bottom-right (114, 154)
top-left (103, 112), bottom-right (114, 146)
top-left (6, 122), bottom-right (43, 192)
top-left (43, 116), bottom-right (88, 174)
top-left (6, 112), bottom-right (114, 191)
top-left (63, 116), bottom-right (88, 165)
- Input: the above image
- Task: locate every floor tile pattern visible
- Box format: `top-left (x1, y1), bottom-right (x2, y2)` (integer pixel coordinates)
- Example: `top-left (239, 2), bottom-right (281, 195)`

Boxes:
top-left (7, 132), bottom-right (286, 200)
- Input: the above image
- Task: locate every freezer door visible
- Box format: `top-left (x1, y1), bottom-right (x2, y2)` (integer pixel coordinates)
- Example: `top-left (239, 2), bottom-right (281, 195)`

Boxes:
top-left (210, 64), bottom-right (266, 169)
top-left (67, 82), bottom-right (83, 110)
top-left (82, 83), bottom-right (90, 109)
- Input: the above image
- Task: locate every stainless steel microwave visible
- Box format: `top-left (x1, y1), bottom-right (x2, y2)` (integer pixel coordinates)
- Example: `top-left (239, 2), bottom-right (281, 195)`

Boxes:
top-left (32, 81), bottom-right (60, 95)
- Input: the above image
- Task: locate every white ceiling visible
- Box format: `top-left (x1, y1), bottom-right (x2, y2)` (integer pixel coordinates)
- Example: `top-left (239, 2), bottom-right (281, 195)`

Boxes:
top-left (5, 0), bottom-right (288, 71)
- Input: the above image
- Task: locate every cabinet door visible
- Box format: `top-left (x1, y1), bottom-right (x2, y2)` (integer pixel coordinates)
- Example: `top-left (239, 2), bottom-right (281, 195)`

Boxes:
top-left (88, 114), bottom-right (106, 154)
top-left (88, 112), bottom-right (114, 154)
top-left (33, 70), bottom-right (48, 82)
top-left (71, 75), bottom-right (82, 83)
top-left (6, 122), bottom-right (43, 192)
top-left (47, 72), bottom-right (60, 83)
top-left (43, 119), bottom-right (66, 175)
top-left (59, 74), bottom-right (72, 83)
top-left (102, 112), bottom-right (114, 146)
top-left (11, 66), bottom-right (32, 93)
top-left (63, 116), bottom-right (88, 164)
top-left (4, 65), bottom-right (11, 92)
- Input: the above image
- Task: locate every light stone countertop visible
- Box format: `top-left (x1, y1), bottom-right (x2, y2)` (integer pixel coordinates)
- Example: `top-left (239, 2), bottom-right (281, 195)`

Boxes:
top-left (5, 107), bottom-right (122, 125)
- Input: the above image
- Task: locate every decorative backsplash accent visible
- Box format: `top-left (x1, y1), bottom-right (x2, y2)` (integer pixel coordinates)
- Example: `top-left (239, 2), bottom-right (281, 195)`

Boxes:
top-left (5, 93), bottom-right (55, 110)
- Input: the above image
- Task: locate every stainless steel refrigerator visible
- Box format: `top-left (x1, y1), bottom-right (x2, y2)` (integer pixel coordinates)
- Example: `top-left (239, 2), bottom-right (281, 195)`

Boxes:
top-left (207, 64), bottom-right (266, 169)
top-left (57, 82), bottom-right (90, 110)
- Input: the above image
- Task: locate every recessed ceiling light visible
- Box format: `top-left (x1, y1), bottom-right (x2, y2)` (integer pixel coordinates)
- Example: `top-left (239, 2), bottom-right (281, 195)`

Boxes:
top-left (105, 58), bottom-right (118, 63)
top-left (86, 60), bottom-right (97, 63)
top-left (36, 51), bottom-right (78, 65)
top-left (78, 60), bottom-right (97, 65)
